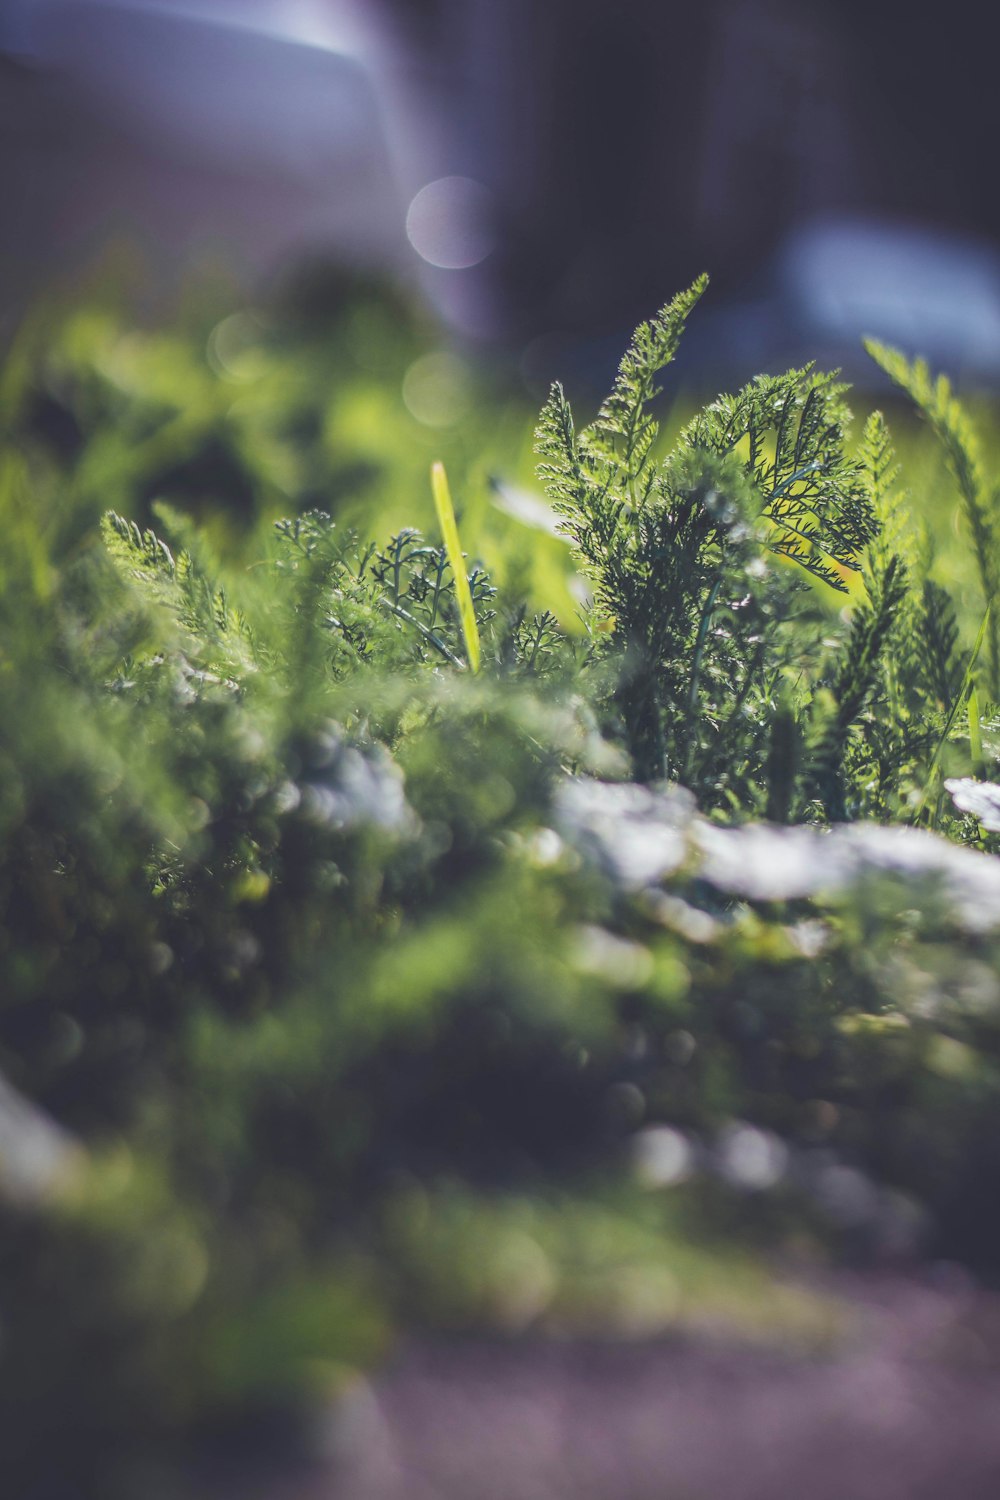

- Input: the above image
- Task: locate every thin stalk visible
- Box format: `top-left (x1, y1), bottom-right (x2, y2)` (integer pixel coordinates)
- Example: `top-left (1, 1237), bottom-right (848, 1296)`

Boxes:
top-left (379, 596), bottom-right (465, 669)
top-left (432, 461), bottom-right (481, 673)
top-left (427, 549), bottom-right (448, 632)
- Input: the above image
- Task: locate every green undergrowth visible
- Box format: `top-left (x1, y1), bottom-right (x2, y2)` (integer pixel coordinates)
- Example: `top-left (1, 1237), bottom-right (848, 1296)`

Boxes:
top-left (4, 273), bottom-right (1000, 1495)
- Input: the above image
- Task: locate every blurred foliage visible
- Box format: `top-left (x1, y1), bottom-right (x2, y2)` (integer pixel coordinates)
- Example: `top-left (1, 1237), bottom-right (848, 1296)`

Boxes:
top-left (4, 269), bottom-right (1000, 1496)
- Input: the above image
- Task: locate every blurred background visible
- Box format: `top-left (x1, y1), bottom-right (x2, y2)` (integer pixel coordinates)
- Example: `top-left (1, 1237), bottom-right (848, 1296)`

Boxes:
top-left (2, 0), bottom-right (999, 390)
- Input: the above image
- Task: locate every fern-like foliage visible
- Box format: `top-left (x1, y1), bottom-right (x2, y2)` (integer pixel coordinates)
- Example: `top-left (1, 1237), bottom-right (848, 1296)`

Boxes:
top-left (102, 509), bottom-right (257, 686)
top-left (536, 279), bottom-right (880, 802)
top-left (101, 303), bottom-right (997, 834)
top-left (920, 579), bottom-right (963, 710)
top-left (805, 554), bottom-right (909, 818)
top-left (505, 608), bottom-right (566, 676)
top-left (589, 274), bottom-right (710, 482)
top-left (865, 339), bottom-right (1000, 695)
top-left (101, 511), bottom-right (178, 589)
top-left (535, 278), bottom-right (709, 612)
top-left (678, 367), bottom-right (879, 592)
top-left (532, 291), bottom-right (1000, 825)
top-left (369, 527), bottom-right (496, 670)
top-left (801, 412), bottom-right (929, 820)
top-left (107, 504), bottom-right (509, 700)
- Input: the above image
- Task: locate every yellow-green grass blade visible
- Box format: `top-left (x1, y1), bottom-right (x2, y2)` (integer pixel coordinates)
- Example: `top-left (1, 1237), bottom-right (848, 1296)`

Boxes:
top-left (431, 460), bottom-right (480, 673)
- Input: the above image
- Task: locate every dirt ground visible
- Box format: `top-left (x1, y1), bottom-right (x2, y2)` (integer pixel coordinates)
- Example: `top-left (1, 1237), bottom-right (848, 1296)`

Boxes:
top-left (195, 1266), bottom-right (1000, 1500)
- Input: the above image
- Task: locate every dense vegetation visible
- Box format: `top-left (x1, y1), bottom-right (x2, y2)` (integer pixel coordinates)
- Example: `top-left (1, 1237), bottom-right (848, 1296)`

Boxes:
top-left (5, 271), bottom-right (1000, 1496)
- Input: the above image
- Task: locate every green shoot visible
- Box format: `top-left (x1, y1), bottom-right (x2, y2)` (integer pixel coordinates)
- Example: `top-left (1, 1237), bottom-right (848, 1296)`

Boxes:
top-left (432, 461), bottom-right (481, 673)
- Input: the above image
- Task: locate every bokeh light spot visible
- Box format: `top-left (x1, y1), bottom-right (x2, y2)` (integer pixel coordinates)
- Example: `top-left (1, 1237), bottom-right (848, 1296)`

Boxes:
top-left (632, 1126), bottom-right (694, 1189)
top-left (405, 177), bottom-right (496, 270)
top-left (402, 351), bottom-right (472, 427)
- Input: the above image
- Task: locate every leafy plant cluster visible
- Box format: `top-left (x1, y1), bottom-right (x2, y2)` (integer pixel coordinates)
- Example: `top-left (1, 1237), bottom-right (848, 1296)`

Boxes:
top-left (4, 276), bottom-right (1000, 1496)
top-left (537, 278), bottom-right (989, 824)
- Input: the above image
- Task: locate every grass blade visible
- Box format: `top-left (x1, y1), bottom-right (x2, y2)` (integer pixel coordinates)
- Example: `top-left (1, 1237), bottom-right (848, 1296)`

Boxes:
top-left (431, 461), bottom-right (481, 673)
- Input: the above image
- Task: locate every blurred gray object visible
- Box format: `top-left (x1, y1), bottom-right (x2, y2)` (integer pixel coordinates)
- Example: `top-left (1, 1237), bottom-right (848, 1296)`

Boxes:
top-left (682, 219), bottom-right (1000, 388)
top-left (0, 1070), bottom-right (82, 1207)
top-left (0, 0), bottom-right (407, 315)
top-left (1, 0), bottom-right (998, 384)
top-left (781, 221), bottom-right (1000, 381)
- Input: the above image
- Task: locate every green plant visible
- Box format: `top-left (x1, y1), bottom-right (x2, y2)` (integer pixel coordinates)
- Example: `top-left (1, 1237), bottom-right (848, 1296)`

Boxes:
top-left (5, 274), bottom-right (1000, 1496)
top-left (536, 278), bottom-right (997, 826)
